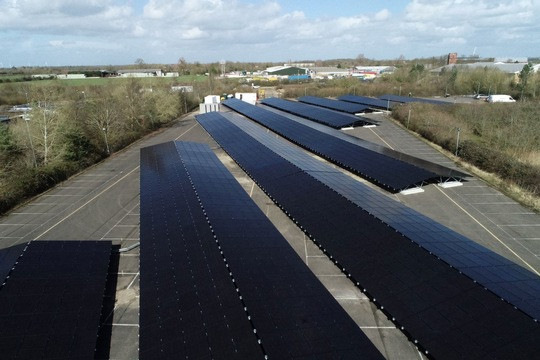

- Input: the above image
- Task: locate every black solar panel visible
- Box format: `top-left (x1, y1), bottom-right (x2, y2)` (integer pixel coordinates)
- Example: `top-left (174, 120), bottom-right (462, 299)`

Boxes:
top-left (298, 95), bottom-right (369, 114)
top-left (223, 98), bottom-right (440, 193)
top-left (0, 243), bottom-right (27, 287)
top-left (261, 97), bottom-right (374, 129)
top-left (379, 94), bottom-right (449, 105)
top-left (196, 111), bottom-right (540, 359)
top-left (261, 104), bottom-right (468, 180)
top-left (140, 141), bottom-right (382, 359)
top-left (218, 111), bottom-right (539, 320)
top-left (338, 94), bottom-right (392, 110)
top-left (0, 240), bottom-right (111, 359)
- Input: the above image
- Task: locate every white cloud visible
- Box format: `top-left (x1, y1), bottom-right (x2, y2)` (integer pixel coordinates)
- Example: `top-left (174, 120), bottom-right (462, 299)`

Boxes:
top-left (1, 0), bottom-right (539, 65)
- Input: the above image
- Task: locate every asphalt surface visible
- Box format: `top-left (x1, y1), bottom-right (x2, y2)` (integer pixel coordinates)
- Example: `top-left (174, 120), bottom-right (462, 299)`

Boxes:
top-left (0, 106), bottom-right (538, 359)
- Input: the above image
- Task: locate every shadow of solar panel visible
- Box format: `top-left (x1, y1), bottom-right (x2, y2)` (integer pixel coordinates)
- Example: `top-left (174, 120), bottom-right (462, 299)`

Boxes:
top-left (338, 94), bottom-right (392, 110)
top-left (379, 94), bottom-right (449, 105)
top-left (140, 141), bottom-right (382, 359)
top-left (261, 97), bottom-right (374, 129)
top-left (298, 96), bottom-right (369, 114)
top-left (0, 240), bottom-right (111, 359)
top-left (196, 111), bottom-right (540, 359)
top-left (222, 98), bottom-right (443, 193)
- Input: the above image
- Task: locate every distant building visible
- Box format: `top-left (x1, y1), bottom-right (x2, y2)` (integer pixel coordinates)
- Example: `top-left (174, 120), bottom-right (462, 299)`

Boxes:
top-left (117, 69), bottom-right (164, 77)
top-left (264, 66), bottom-right (308, 76)
top-left (309, 67), bottom-right (349, 79)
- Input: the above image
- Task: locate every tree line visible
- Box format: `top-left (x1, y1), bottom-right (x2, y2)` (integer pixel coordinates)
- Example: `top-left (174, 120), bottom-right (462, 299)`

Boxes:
top-left (0, 79), bottom-right (196, 214)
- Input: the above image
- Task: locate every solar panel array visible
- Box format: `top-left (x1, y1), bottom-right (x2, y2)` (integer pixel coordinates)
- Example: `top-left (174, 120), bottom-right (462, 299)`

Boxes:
top-left (379, 94), bottom-right (449, 105)
top-left (261, 97), bottom-right (374, 129)
top-left (140, 141), bottom-right (383, 359)
top-left (196, 111), bottom-right (540, 359)
top-left (262, 104), bottom-right (467, 180)
top-left (0, 240), bottom-right (111, 359)
top-left (218, 110), bottom-right (540, 320)
top-left (223, 98), bottom-right (439, 193)
top-left (298, 95), bottom-right (369, 113)
top-left (338, 94), bottom-right (392, 110)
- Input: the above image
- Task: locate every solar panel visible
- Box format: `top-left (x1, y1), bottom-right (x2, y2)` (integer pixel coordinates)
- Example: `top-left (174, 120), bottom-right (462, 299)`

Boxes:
top-left (261, 104), bottom-right (468, 180)
top-left (261, 97), bottom-right (374, 129)
top-left (0, 240), bottom-right (111, 359)
top-left (196, 111), bottom-right (540, 359)
top-left (298, 95), bottom-right (369, 114)
top-left (0, 243), bottom-right (27, 287)
top-left (338, 94), bottom-right (392, 110)
top-left (140, 141), bottom-right (382, 359)
top-left (223, 98), bottom-right (441, 193)
top-left (217, 111), bottom-right (540, 320)
top-left (379, 94), bottom-right (449, 105)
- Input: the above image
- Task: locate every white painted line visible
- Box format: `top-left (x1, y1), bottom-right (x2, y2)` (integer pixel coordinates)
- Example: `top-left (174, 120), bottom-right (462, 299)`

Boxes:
top-left (249, 181), bottom-right (255, 197)
top-left (175, 123), bottom-right (199, 140)
top-left (34, 167), bottom-right (140, 240)
top-left (360, 326), bottom-right (397, 329)
top-left (110, 323), bottom-right (139, 327)
top-left (43, 194), bottom-right (83, 197)
top-left (485, 213), bottom-right (535, 215)
top-left (127, 272), bottom-right (139, 289)
top-left (11, 212), bottom-right (46, 215)
top-left (369, 128), bottom-right (395, 149)
top-left (471, 202), bottom-right (517, 205)
top-left (500, 224), bottom-right (540, 227)
top-left (115, 272), bottom-right (139, 275)
top-left (435, 186), bottom-right (540, 275)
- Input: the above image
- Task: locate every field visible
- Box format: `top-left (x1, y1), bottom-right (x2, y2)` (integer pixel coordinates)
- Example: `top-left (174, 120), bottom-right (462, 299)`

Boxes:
top-left (392, 101), bottom-right (540, 210)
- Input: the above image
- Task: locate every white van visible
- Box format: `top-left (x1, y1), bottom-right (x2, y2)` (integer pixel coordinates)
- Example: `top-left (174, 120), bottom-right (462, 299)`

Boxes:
top-left (486, 95), bottom-right (516, 103)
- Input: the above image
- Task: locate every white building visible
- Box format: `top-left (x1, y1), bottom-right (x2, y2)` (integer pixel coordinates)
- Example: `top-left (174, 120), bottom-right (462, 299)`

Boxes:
top-left (117, 69), bottom-right (164, 77)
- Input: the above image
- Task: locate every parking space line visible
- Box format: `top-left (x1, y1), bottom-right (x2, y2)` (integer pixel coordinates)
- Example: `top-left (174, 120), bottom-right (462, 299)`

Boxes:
top-left (174, 123), bottom-right (199, 140)
top-left (127, 273), bottom-right (139, 290)
top-left (10, 212), bottom-right (46, 215)
top-left (34, 167), bottom-right (139, 240)
top-left (435, 186), bottom-right (540, 275)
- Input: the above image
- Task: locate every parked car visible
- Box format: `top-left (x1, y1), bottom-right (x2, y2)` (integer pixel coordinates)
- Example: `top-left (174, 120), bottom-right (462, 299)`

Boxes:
top-left (486, 95), bottom-right (516, 103)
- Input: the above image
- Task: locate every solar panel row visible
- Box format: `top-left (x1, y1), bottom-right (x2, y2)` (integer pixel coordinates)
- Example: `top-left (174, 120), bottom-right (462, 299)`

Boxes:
top-left (223, 98), bottom-right (439, 193)
top-left (261, 103), bottom-right (468, 180)
top-left (298, 95), bottom-right (369, 114)
top-left (261, 97), bottom-right (373, 129)
top-left (0, 241), bottom-right (111, 359)
top-left (338, 94), bottom-right (392, 110)
top-left (140, 142), bottom-right (264, 359)
top-left (220, 110), bottom-right (540, 320)
top-left (379, 94), bottom-right (449, 105)
top-left (196, 111), bottom-right (540, 359)
top-left (140, 141), bottom-right (383, 359)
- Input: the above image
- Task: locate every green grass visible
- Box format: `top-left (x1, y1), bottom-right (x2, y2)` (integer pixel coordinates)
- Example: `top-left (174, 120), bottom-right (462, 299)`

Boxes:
top-left (0, 74), bottom-right (209, 89)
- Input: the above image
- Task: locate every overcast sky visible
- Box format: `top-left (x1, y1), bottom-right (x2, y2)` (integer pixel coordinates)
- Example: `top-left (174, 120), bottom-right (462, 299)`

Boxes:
top-left (1, 0), bottom-right (539, 67)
